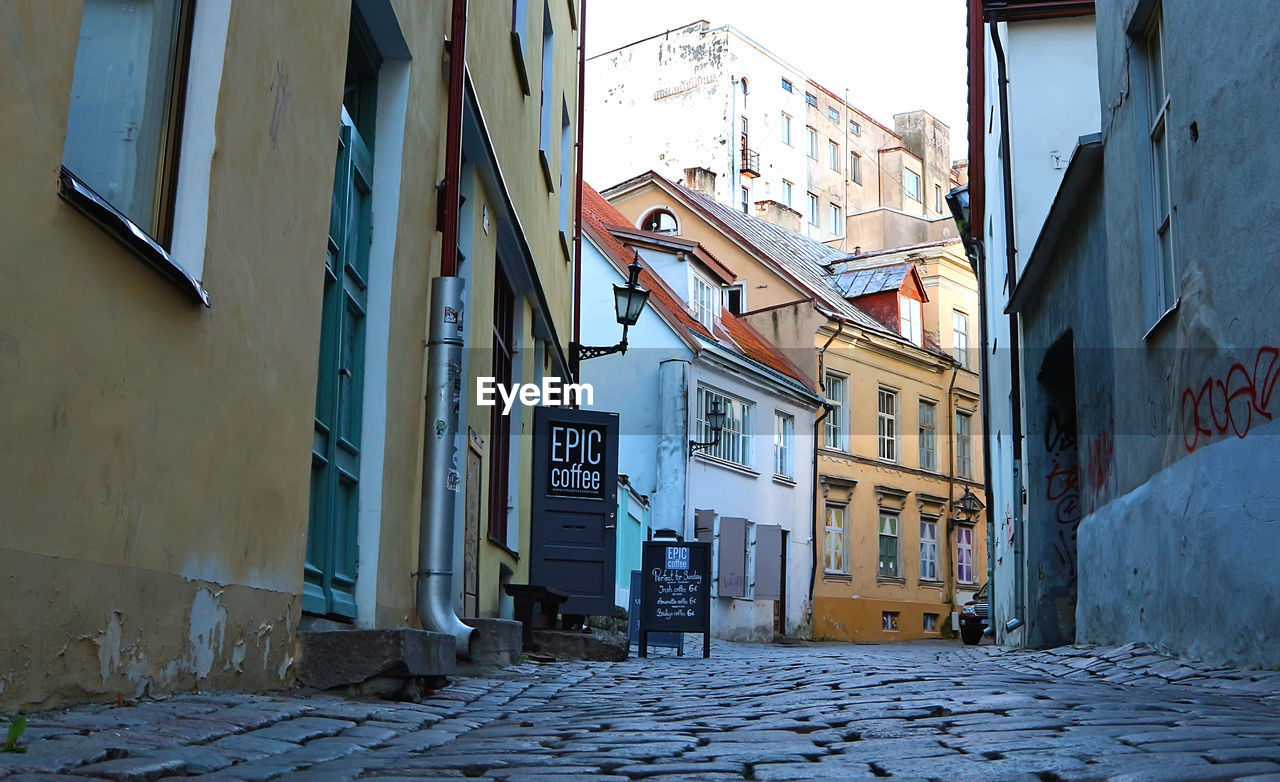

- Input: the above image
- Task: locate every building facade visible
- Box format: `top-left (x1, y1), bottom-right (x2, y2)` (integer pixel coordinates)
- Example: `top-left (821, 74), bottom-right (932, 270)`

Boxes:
top-left (968, 0), bottom-right (1280, 667)
top-left (605, 171), bottom-right (986, 642)
top-left (0, 0), bottom-right (582, 710)
top-left (585, 20), bottom-right (962, 251)
top-left (579, 184), bottom-right (821, 640)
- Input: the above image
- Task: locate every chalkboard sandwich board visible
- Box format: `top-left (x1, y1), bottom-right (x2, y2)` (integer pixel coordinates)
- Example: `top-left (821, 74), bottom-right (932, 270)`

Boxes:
top-left (639, 541), bottom-right (711, 658)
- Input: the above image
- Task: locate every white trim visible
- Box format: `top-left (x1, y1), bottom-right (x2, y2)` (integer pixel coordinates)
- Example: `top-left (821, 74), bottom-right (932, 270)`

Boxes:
top-left (169, 0), bottom-right (232, 283)
top-left (354, 59), bottom-right (411, 628)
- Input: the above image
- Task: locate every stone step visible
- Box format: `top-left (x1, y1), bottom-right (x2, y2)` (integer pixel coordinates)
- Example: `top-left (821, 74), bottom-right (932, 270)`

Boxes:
top-left (298, 628), bottom-right (456, 691)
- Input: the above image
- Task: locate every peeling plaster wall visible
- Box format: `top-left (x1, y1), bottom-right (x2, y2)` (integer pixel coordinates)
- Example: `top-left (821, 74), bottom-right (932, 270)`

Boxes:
top-left (0, 1), bottom-right (347, 710)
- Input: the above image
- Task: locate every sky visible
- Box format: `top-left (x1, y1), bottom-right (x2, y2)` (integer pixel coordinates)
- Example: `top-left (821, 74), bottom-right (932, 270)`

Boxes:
top-left (585, 0), bottom-right (970, 158)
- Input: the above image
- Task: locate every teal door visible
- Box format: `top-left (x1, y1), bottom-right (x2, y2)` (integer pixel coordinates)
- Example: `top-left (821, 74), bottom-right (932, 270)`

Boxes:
top-left (304, 107), bottom-right (372, 619)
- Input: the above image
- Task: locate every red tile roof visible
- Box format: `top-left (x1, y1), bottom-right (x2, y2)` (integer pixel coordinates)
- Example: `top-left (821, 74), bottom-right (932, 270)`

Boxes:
top-left (582, 183), bottom-right (814, 392)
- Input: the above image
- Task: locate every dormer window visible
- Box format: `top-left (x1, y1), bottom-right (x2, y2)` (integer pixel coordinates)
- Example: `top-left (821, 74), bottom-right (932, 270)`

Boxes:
top-left (690, 272), bottom-right (718, 330)
top-left (899, 295), bottom-right (923, 346)
top-left (641, 208), bottom-right (679, 234)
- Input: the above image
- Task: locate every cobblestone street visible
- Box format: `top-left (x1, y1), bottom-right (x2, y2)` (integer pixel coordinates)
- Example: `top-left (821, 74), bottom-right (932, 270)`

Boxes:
top-left (4, 640), bottom-right (1280, 782)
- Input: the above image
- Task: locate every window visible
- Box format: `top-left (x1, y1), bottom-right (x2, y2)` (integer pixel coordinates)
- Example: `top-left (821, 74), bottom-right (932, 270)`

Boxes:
top-left (934, 184), bottom-right (943, 214)
top-left (805, 92), bottom-right (817, 106)
top-left (877, 388), bottom-right (898, 462)
top-left (824, 373), bottom-right (846, 450)
top-left (850, 152), bottom-right (862, 185)
top-left (849, 118), bottom-right (861, 136)
top-left (829, 204), bottom-right (842, 237)
top-left (878, 514), bottom-right (899, 578)
top-left (538, 2), bottom-right (554, 163)
top-left (920, 519), bottom-right (938, 580)
top-left (900, 295), bottom-right (923, 346)
top-left (781, 77), bottom-right (793, 93)
top-left (807, 193), bottom-right (819, 226)
top-left (780, 113), bottom-right (792, 145)
top-left (62, 0), bottom-right (195, 247)
top-left (696, 387), bottom-right (753, 466)
top-left (489, 269), bottom-right (516, 545)
top-left (824, 505), bottom-right (846, 572)
top-left (827, 106), bottom-right (840, 123)
top-left (726, 283), bottom-right (745, 315)
top-left (558, 100), bottom-right (573, 243)
top-left (1143, 6), bottom-right (1176, 317)
top-left (740, 186), bottom-right (749, 214)
top-left (690, 273), bottom-right (717, 330)
top-left (904, 169), bottom-right (921, 202)
top-left (781, 180), bottom-right (793, 207)
top-left (642, 208), bottom-right (678, 234)
top-left (882, 611), bottom-right (900, 631)
top-left (511, 0), bottom-right (530, 92)
top-left (957, 526), bottom-right (975, 584)
top-left (953, 311), bottom-right (970, 369)
top-left (828, 140), bottom-right (840, 171)
top-left (918, 400), bottom-right (937, 472)
top-left (806, 127), bottom-right (818, 159)
top-left (923, 613), bottom-right (939, 632)
top-left (956, 412), bottom-right (973, 479)
top-left (774, 412), bottom-right (794, 478)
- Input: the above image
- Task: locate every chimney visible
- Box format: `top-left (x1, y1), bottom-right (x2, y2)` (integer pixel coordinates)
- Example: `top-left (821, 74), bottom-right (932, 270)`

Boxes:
top-left (753, 200), bottom-right (802, 233)
top-left (683, 167), bottom-right (717, 198)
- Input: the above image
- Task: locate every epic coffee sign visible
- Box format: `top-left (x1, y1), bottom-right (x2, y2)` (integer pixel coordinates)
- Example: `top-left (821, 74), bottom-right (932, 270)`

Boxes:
top-left (547, 421), bottom-right (607, 499)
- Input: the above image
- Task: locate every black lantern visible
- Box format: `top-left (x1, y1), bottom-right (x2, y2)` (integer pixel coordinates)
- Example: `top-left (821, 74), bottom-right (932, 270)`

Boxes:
top-left (952, 486), bottom-right (985, 526)
top-left (575, 252), bottom-right (651, 362)
top-left (689, 398), bottom-right (727, 456)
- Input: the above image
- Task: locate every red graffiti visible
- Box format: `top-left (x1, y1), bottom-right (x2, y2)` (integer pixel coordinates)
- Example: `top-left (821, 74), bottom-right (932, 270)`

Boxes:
top-left (1045, 461), bottom-right (1080, 501)
top-left (1181, 346), bottom-right (1280, 453)
top-left (1085, 423), bottom-right (1114, 513)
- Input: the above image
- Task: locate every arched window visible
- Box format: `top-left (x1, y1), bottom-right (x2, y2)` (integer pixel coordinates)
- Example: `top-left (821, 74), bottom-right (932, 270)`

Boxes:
top-left (641, 208), bottom-right (679, 235)
top-left (740, 77), bottom-right (749, 110)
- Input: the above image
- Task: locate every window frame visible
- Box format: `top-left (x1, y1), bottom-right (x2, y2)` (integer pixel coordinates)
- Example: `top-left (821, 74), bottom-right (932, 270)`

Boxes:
top-left (877, 387), bottom-right (898, 463)
top-left (953, 310), bottom-right (970, 369)
top-left (1142, 4), bottom-right (1178, 324)
top-left (878, 513), bottom-right (900, 578)
top-left (829, 203), bottom-right (841, 237)
top-left (689, 271), bottom-right (718, 331)
top-left (823, 372), bottom-right (847, 451)
top-left (696, 386), bottom-right (754, 467)
top-left (956, 411), bottom-right (973, 479)
top-left (806, 126), bottom-right (818, 160)
top-left (804, 92), bottom-right (817, 107)
top-left (849, 118), bottom-right (861, 136)
top-left (773, 411), bottom-right (794, 478)
top-left (957, 525), bottom-right (975, 584)
top-left (900, 295), bottom-right (923, 346)
top-left (827, 106), bottom-right (840, 123)
top-left (740, 185), bottom-right (750, 214)
top-left (780, 112), bottom-right (792, 146)
top-left (781, 77), bottom-right (793, 93)
top-left (850, 152), bottom-right (862, 185)
top-left (828, 139), bottom-right (840, 171)
top-left (781, 179), bottom-right (793, 208)
top-left (918, 399), bottom-right (937, 472)
top-left (920, 518), bottom-right (938, 581)
top-left (824, 504), bottom-right (847, 573)
top-left (904, 168), bottom-right (922, 202)
top-left (806, 192), bottom-right (819, 226)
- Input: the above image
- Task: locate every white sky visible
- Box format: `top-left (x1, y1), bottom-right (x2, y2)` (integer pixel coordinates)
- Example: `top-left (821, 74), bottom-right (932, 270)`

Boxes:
top-left (586, 0), bottom-right (969, 157)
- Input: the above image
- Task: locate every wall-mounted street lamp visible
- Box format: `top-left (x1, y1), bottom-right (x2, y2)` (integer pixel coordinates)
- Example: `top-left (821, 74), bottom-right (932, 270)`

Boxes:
top-left (952, 486), bottom-right (985, 527)
top-left (688, 398), bottom-right (727, 457)
top-left (574, 252), bottom-right (652, 362)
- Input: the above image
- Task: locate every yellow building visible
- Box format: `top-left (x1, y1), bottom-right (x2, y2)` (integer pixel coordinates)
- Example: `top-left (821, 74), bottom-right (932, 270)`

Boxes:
top-left (0, 0), bottom-right (581, 710)
top-left (604, 170), bottom-right (985, 642)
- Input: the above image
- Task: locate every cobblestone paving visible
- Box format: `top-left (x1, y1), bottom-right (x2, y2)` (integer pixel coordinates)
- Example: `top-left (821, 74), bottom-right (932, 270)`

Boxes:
top-left (3, 639), bottom-right (1280, 781)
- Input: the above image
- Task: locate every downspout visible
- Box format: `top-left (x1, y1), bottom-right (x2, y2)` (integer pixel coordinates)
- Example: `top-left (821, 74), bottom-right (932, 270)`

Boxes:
top-left (990, 19), bottom-right (1027, 635)
top-left (571, 0), bottom-right (586, 384)
top-left (809, 318), bottom-right (844, 603)
top-left (418, 0), bottom-right (475, 660)
top-left (944, 363), bottom-right (958, 612)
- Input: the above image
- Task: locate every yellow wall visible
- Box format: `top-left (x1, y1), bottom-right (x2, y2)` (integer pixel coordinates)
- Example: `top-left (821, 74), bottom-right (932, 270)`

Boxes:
top-left (0, 0), bottom-right (349, 708)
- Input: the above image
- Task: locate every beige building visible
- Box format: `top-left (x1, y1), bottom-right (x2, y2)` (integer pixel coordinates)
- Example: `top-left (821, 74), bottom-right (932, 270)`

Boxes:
top-left (586, 19), bottom-right (963, 253)
top-left (604, 171), bottom-right (986, 642)
top-left (0, 0), bottom-right (581, 710)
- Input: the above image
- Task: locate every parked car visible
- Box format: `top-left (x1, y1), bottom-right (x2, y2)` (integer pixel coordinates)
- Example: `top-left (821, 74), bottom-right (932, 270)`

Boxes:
top-left (959, 582), bottom-right (989, 645)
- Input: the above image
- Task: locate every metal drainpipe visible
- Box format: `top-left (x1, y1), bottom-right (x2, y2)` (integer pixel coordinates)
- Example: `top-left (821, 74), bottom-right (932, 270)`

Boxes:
top-left (571, 0), bottom-right (586, 385)
top-left (809, 317), bottom-right (844, 603)
top-left (990, 20), bottom-right (1027, 635)
top-left (417, 0), bottom-right (475, 660)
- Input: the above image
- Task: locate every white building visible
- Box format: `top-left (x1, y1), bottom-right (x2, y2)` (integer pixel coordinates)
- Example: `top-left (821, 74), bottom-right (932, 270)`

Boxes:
top-left (586, 20), bottom-right (962, 251)
top-left (580, 184), bottom-right (822, 640)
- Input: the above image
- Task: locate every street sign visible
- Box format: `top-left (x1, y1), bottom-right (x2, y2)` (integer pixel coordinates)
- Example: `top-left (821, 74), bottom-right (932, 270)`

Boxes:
top-left (639, 541), bottom-right (711, 658)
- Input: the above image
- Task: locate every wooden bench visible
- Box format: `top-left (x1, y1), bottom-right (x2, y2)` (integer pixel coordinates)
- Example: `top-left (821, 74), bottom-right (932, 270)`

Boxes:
top-left (502, 584), bottom-right (570, 650)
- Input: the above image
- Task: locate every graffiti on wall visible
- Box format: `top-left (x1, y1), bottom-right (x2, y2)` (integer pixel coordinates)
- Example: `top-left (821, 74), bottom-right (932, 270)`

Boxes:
top-left (1044, 407), bottom-right (1081, 586)
top-left (1181, 346), bottom-right (1279, 454)
top-left (1084, 420), bottom-right (1115, 514)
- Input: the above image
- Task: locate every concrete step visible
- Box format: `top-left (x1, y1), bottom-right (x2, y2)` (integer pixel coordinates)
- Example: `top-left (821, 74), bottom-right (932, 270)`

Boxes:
top-left (298, 628), bottom-right (456, 691)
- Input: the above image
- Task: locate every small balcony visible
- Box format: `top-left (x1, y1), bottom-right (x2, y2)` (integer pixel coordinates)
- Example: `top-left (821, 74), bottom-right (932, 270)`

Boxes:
top-left (740, 147), bottom-right (760, 178)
